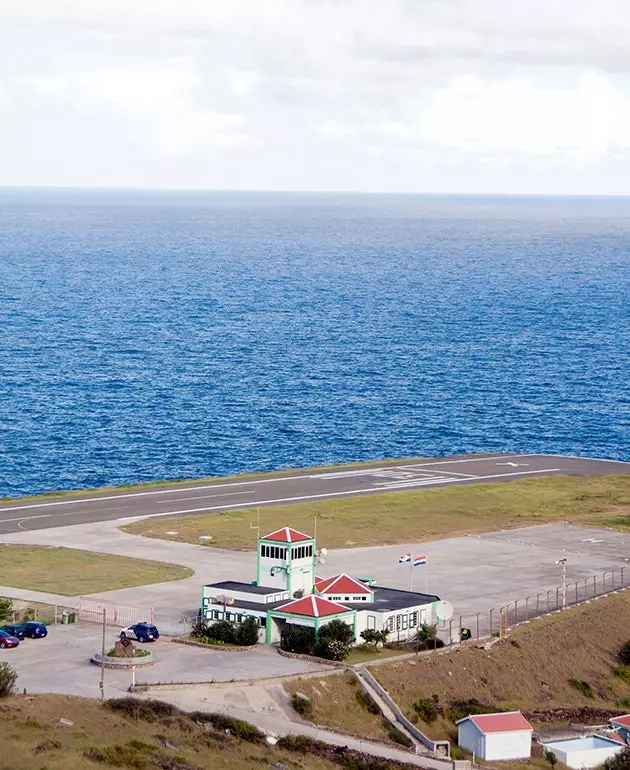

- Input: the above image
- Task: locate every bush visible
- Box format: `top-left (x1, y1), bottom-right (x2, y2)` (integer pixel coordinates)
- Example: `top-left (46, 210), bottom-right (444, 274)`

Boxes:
top-left (614, 666), bottom-right (630, 684)
top-left (445, 698), bottom-right (500, 723)
top-left (619, 641), bottom-right (630, 666)
top-left (105, 698), bottom-right (180, 722)
top-left (568, 678), bottom-right (594, 698)
top-left (277, 734), bottom-right (328, 753)
top-left (206, 620), bottom-right (236, 644)
top-left (190, 618), bottom-right (209, 638)
top-left (189, 711), bottom-right (265, 743)
top-left (291, 692), bottom-right (313, 718)
top-left (413, 696), bottom-right (439, 724)
top-left (355, 689), bottom-right (381, 715)
top-left (0, 598), bottom-right (13, 623)
top-left (316, 619), bottom-right (355, 661)
top-left (360, 629), bottom-right (389, 650)
top-left (280, 624), bottom-right (316, 655)
top-left (233, 616), bottom-right (259, 646)
top-left (602, 747), bottom-right (630, 770)
top-left (380, 718), bottom-right (413, 748)
top-left (0, 662), bottom-right (17, 698)
top-left (84, 741), bottom-right (153, 769)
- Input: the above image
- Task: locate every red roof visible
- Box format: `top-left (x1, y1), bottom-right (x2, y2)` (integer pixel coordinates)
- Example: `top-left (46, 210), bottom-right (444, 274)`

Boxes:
top-left (273, 595), bottom-right (352, 618)
top-left (611, 715), bottom-right (630, 728)
top-left (458, 713), bottom-right (533, 734)
top-left (605, 732), bottom-right (627, 745)
top-left (316, 574), bottom-right (373, 596)
top-left (262, 527), bottom-right (312, 543)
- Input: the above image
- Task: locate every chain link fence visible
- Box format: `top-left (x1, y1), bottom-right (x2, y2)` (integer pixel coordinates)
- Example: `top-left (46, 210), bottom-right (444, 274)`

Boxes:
top-left (440, 567), bottom-right (628, 643)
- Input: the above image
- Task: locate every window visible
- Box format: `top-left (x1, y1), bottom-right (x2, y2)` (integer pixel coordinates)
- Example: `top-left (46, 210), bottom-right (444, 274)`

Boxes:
top-left (259, 617), bottom-right (266, 627)
top-left (202, 597), bottom-right (209, 606)
top-left (396, 615), bottom-right (402, 630)
top-left (274, 594), bottom-right (282, 602)
top-left (387, 616), bottom-right (394, 631)
top-left (237, 614), bottom-right (243, 622)
top-left (367, 615), bottom-right (376, 629)
top-left (409, 611), bottom-right (418, 628)
top-left (344, 597), bottom-right (350, 601)
top-left (402, 615), bottom-right (408, 630)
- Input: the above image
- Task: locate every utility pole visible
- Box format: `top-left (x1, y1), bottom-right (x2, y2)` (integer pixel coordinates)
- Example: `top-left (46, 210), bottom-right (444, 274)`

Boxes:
top-left (99, 607), bottom-right (106, 701)
top-left (556, 559), bottom-right (568, 610)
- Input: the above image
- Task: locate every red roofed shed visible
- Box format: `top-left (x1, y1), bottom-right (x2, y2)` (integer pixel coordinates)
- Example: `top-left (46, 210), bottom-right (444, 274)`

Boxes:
top-left (457, 712), bottom-right (533, 760)
top-left (261, 527), bottom-right (312, 543)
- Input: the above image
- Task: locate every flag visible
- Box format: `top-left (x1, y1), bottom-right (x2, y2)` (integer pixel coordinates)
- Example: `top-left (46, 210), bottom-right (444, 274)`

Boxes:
top-left (413, 555), bottom-right (427, 567)
top-left (398, 553), bottom-right (411, 564)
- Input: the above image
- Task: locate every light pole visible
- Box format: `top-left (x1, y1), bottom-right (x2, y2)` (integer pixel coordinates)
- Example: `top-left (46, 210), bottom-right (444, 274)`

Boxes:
top-left (555, 559), bottom-right (567, 610)
top-left (100, 607), bottom-right (106, 700)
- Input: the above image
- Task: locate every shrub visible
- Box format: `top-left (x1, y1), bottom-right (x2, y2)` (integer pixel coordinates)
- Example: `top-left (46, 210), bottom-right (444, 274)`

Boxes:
top-left (355, 689), bottom-right (381, 715)
top-left (445, 698), bottom-right (500, 723)
top-left (277, 734), bottom-right (328, 753)
top-left (316, 619), bottom-right (355, 660)
top-left (84, 741), bottom-right (153, 768)
top-left (545, 749), bottom-right (558, 769)
top-left (568, 678), bottom-right (594, 698)
top-left (619, 641), bottom-right (630, 666)
top-left (105, 697), bottom-right (180, 722)
top-left (0, 598), bottom-right (13, 623)
top-left (291, 692), bottom-right (313, 718)
top-left (413, 696), bottom-right (439, 724)
top-left (360, 629), bottom-right (389, 650)
top-left (614, 666), bottom-right (630, 684)
top-left (189, 711), bottom-right (265, 743)
top-left (380, 718), bottom-right (413, 748)
top-left (280, 624), bottom-right (315, 655)
top-left (233, 616), bottom-right (259, 646)
top-left (602, 747), bottom-right (630, 770)
top-left (0, 662), bottom-right (17, 698)
top-left (206, 620), bottom-right (236, 644)
top-left (190, 618), bottom-right (209, 638)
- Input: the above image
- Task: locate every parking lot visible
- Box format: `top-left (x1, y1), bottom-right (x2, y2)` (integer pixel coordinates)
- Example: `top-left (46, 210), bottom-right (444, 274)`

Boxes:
top-left (0, 623), bottom-right (326, 699)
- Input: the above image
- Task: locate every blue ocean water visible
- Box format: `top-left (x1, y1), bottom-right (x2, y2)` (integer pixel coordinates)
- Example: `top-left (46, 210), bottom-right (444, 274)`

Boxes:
top-left (1, 189), bottom-right (629, 498)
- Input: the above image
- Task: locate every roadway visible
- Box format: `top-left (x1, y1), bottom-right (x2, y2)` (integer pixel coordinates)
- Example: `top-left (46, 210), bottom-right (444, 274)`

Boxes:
top-left (0, 453), bottom-right (628, 534)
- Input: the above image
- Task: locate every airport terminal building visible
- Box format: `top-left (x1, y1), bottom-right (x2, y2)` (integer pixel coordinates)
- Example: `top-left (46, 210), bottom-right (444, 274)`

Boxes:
top-left (200, 527), bottom-right (440, 644)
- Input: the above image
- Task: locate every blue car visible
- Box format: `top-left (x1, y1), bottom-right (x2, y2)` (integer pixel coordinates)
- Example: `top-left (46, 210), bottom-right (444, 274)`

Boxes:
top-left (23, 622), bottom-right (48, 639)
top-left (120, 622), bottom-right (159, 643)
top-left (0, 624), bottom-right (26, 641)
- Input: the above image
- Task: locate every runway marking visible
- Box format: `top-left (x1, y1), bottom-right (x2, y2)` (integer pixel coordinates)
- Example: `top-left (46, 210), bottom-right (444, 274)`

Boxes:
top-left (114, 469), bottom-right (562, 523)
top-left (0, 454), bottom-right (527, 513)
top-left (156, 491), bottom-right (256, 504)
top-left (0, 506), bottom-right (129, 524)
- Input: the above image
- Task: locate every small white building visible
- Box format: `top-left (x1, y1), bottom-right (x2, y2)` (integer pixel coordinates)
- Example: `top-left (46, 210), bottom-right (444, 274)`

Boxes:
top-left (457, 712), bottom-right (533, 761)
top-left (543, 736), bottom-right (625, 769)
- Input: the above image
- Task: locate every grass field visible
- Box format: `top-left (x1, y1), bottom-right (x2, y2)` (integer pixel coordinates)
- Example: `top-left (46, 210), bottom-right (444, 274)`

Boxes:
top-left (0, 694), bottom-right (395, 770)
top-left (0, 545), bottom-right (193, 596)
top-left (0, 456), bottom-right (420, 506)
top-left (286, 591), bottom-right (630, 744)
top-left (122, 474), bottom-right (630, 550)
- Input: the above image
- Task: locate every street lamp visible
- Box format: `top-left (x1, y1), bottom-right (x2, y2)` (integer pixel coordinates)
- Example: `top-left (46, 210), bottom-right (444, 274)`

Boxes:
top-left (555, 559), bottom-right (568, 610)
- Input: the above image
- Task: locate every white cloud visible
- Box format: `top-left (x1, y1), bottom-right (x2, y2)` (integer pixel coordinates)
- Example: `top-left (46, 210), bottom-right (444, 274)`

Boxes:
top-left (0, 0), bottom-right (629, 191)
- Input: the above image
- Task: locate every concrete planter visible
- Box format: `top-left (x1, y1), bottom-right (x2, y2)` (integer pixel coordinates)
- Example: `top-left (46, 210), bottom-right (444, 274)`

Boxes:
top-left (90, 651), bottom-right (155, 669)
top-left (171, 637), bottom-right (258, 652)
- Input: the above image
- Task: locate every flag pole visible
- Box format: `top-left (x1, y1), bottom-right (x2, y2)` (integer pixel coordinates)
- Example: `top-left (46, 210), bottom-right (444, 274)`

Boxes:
top-left (410, 559), bottom-right (413, 592)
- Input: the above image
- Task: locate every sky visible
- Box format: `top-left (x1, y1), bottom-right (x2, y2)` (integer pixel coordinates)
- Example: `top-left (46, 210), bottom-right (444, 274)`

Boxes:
top-left (1, 0), bottom-right (629, 194)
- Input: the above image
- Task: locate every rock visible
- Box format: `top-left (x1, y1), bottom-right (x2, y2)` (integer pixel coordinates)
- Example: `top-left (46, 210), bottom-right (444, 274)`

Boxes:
top-left (295, 692), bottom-right (310, 702)
top-left (161, 739), bottom-right (179, 750)
top-left (58, 718), bottom-right (74, 727)
top-left (266, 735), bottom-right (278, 745)
top-left (268, 763), bottom-right (287, 770)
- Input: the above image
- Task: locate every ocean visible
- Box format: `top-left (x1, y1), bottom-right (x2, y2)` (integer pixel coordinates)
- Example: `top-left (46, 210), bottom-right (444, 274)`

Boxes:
top-left (1, 189), bottom-right (628, 497)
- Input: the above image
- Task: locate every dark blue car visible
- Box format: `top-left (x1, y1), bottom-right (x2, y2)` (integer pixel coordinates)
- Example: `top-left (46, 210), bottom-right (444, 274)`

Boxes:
top-left (0, 624), bottom-right (26, 640)
top-left (120, 622), bottom-right (159, 643)
top-left (22, 622), bottom-right (48, 639)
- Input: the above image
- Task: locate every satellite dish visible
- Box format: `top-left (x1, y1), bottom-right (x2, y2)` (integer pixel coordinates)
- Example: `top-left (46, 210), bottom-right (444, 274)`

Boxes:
top-left (435, 600), bottom-right (454, 621)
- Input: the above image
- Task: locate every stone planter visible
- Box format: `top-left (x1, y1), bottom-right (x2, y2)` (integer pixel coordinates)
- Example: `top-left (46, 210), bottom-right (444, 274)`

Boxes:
top-left (90, 651), bottom-right (155, 669)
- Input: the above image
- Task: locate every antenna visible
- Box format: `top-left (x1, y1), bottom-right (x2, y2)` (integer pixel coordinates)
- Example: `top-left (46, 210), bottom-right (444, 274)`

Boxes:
top-left (314, 514), bottom-right (317, 542)
top-left (249, 507), bottom-right (260, 542)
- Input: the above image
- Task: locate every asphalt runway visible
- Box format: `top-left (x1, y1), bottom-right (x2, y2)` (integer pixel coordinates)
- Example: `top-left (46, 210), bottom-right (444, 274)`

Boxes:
top-left (0, 453), bottom-right (628, 534)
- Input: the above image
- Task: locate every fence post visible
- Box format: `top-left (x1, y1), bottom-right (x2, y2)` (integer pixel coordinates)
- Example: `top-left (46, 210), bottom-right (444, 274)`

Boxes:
top-left (525, 597), bottom-right (529, 621)
top-left (489, 608), bottom-right (494, 637)
top-left (449, 619), bottom-right (453, 645)
top-left (514, 600), bottom-right (518, 626)
top-left (593, 575), bottom-right (597, 595)
top-left (556, 587), bottom-right (560, 609)
top-left (612, 570), bottom-right (616, 590)
top-left (603, 572), bottom-right (607, 593)
top-left (546, 590), bottom-right (551, 612)
top-left (476, 613), bottom-right (480, 640)
top-left (622, 567), bottom-right (625, 587)
top-left (574, 582), bottom-right (578, 605)
top-left (536, 594), bottom-right (540, 615)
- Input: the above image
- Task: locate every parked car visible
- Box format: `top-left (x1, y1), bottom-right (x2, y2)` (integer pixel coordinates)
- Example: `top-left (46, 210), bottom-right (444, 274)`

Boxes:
top-left (0, 630), bottom-right (20, 648)
top-left (120, 622), bottom-right (159, 643)
top-left (0, 624), bottom-right (26, 640)
top-left (22, 621), bottom-right (48, 639)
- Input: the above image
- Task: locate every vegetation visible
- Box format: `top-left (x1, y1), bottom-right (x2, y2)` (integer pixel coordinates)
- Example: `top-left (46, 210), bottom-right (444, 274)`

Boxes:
top-left (291, 692), bottom-right (313, 717)
top-left (0, 544), bottom-right (192, 596)
top-left (568, 678), bottom-right (595, 698)
top-left (280, 623), bottom-right (316, 655)
top-left (0, 693), bottom-right (411, 770)
top-left (0, 597), bottom-right (13, 622)
top-left (316, 619), bottom-right (356, 661)
top-left (190, 617), bottom-right (259, 647)
top-left (286, 592), bottom-right (630, 743)
top-left (603, 747), bottom-right (630, 770)
top-left (106, 648), bottom-right (150, 658)
top-left (380, 719), bottom-right (413, 748)
top-left (122, 474), bottom-right (630, 550)
top-left (0, 662), bottom-right (18, 697)
top-left (544, 749), bottom-right (558, 769)
top-left (619, 641), bottom-right (630, 666)
top-left (361, 628), bottom-right (389, 650)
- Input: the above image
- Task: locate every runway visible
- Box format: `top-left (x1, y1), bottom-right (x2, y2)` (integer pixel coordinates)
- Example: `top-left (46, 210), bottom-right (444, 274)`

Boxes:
top-left (0, 453), bottom-right (628, 534)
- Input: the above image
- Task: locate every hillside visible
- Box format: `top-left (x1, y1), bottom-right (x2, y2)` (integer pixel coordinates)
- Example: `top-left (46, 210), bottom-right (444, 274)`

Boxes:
top-left (286, 591), bottom-right (630, 743)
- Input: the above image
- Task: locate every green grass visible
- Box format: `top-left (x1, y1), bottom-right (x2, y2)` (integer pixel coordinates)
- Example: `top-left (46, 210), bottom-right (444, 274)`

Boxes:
top-left (122, 474), bottom-right (630, 550)
top-left (0, 457), bottom-right (421, 506)
top-left (0, 545), bottom-right (193, 596)
top-left (345, 645), bottom-right (413, 665)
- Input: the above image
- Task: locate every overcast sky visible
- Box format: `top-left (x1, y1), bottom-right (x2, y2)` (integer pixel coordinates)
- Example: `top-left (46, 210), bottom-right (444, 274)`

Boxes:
top-left (1, 0), bottom-right (629, 194)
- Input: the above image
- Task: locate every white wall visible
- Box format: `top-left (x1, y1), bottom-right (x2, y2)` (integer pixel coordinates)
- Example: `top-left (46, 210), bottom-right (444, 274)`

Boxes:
top-left (485, 731), bottom-right (532, 761)
top-left (552, 744), bottom-right (623, 769)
